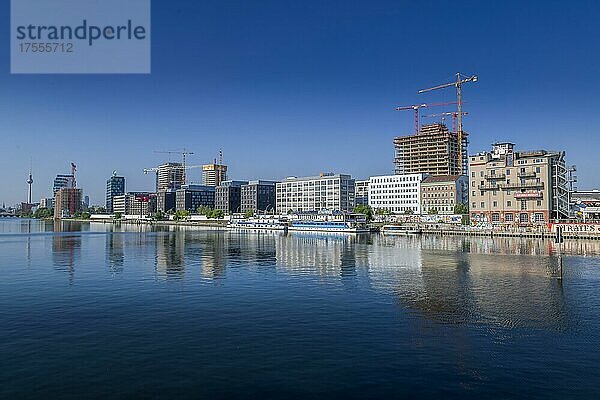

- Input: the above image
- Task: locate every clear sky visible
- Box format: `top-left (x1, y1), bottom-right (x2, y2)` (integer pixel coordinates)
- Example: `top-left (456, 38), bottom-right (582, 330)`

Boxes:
top-left (1, 0), bottom-right (599, 206)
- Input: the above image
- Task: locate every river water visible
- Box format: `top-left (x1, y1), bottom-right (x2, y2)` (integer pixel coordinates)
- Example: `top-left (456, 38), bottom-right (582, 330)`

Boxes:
top-left (1, 219), bottom-right (599, 399)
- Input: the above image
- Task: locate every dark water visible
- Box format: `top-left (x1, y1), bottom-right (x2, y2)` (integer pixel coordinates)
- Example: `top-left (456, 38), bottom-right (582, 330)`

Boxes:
top-left (1, 219), bottom-right (600, 399)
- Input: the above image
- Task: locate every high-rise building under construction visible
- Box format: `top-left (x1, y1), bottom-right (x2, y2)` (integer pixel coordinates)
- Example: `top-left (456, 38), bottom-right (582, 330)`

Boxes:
top-left (202, 163), bottom-right (228, 187)
top-left (156, 163), bottom-right (184, 192)
top-left (393, 123), bottom-right (468, 176)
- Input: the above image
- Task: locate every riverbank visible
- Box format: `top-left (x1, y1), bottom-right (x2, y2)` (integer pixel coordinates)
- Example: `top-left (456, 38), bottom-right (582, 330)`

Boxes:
top-left (53, 218), bottom-right (600, 240)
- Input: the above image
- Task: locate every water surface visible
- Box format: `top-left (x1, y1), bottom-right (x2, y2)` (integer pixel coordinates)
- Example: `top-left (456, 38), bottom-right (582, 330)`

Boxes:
top-left (1, 219), bottom-right (599, 399)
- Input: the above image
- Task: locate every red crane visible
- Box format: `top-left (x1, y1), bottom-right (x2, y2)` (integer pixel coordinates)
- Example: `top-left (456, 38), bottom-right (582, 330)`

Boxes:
top-left (394, 101), bottom-right (458, 134)
top-left (418, 73), bottom-right (478, 171)
top-left (70, 162), bottom-right (77, 217)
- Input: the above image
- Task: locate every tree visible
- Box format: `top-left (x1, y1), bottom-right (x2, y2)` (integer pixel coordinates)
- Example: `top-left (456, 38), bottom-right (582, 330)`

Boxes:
top-left (154, 210), bottom-right (165, 221)
top-left (34, 207), bottom-right (53, 219)
top-left (244, 210), bottom-right (254, 219)
top-left (208, 209), bottom-right (225, 219)
top-left (428, 208), bottom-right (438, 215)
top-left (375, 208), bottom-right (391, 216)
top-left (174, 210), bottom-right (190, 221)
top-left (454, 203), bottom-right (469, 215)
top-left (114, 212), bottom-right (122, 220)
top-left (197, 205), bottom-right (212, 216)
top-left (353, 204), bottom-right (373, 221)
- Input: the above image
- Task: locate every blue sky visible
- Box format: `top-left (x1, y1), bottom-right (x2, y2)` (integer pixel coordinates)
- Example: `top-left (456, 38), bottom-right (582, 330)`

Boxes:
top-left (1, 0), bottom-right (599, 205)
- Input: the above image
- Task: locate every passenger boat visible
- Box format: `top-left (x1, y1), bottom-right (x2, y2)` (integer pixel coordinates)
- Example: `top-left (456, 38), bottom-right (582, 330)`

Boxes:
top-left (228, 219), bottom-right (287, 230)
top-left (289, 220), bottom-right (369, 233)
top-left (381, 225), bottom-right (422, 235)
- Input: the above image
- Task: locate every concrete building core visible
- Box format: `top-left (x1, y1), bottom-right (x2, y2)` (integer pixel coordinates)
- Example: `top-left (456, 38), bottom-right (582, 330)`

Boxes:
top-left (394, 123), bottom-right (468, 176)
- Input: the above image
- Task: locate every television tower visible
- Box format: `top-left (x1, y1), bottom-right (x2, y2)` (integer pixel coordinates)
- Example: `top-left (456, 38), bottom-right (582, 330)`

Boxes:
top-left (26, 171), bottom-right (33, 204)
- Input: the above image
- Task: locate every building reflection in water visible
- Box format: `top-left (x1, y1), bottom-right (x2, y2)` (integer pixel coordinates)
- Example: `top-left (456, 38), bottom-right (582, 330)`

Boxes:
top-left (386, 236), bottom-right (568, 331)
top-left (105, 226), bottom-right (124, 275)
top-left (51, 221), bottom-right (82, 283)
top-left (155, 231), bottom-right (186, 280)
top-left (274, 232), bottom-right (365, 278)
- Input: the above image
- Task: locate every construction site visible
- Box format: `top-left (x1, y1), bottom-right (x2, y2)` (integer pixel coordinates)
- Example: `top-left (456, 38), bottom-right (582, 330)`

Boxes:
top-left (394, 73), bottom-right (477, 176)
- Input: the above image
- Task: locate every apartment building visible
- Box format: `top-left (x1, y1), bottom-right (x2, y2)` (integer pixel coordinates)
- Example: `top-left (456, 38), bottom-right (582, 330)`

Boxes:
top-left (368, 173), bottom-right (426, 214)
top-left (276, 173), bottom-right (355, 214)
top-left (468, 142), bottom-right (569, 224)
top-left (53, 188), bottom-right (82, 219)
top-left (421, 175), bottom-right (468, 214)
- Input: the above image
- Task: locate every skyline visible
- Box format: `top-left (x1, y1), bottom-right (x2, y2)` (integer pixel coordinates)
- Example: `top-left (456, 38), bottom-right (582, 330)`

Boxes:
top-left (2, 0), bottom-right (600, 205)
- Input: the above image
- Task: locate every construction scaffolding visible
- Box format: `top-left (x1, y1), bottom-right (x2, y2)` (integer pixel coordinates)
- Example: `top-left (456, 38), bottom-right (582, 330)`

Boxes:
top-left (394, 123), bottom-right (468, 176)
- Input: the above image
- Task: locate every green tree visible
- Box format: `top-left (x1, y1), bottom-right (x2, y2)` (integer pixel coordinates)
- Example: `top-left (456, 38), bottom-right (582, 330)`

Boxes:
top-left (114, 212), bottom-right (122, 220)
top-left (174, 210), bottom-right (190, 221)
top-left (353, 204), bottom-right (373, 221)
top-left (154, 210), bottom-right (165, 221)
top-left (244, 210), bottom-right (254, 219)
top-left (454, 203), bottom-right (469, 215)
top-left (428, 208), bottom-right (438, 215)
top-left (375, 208), bottom-right (391, 216)
top-left (34, 207), bottom-right (53, 219)
top-left (209, 209), bottom-right (225, 219)
top-left (197, 205), bottom-right (212, 216)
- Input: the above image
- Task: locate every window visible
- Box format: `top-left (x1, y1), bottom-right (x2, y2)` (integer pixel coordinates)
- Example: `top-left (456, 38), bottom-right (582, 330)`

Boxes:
top-left (536, 200), bottom-right (542, 206)
top-left (505, 213), bottom-right (514, 222)
top-left (536, 167), bottom-right (541, 173)
top-left (506, 169), bottom-right (511, 175)
top-left (492, 213), bottom-right (500, 222)
top-left (519, 213), bottom-right (529, 223)
top-left (507, 200), bottom-right (512, 207)
top-left (472, 202), bottom-right (476, 209)
top-left (493, 201), bottom-right (497, 207)
top-left (471, 171), bottom-right (475, 177)
top-left (534, 213), bottom-right (544, 223)
top-left (521, 200), bottom-right (527, 210)
top-left (480, 202), bottom-right (485, 208)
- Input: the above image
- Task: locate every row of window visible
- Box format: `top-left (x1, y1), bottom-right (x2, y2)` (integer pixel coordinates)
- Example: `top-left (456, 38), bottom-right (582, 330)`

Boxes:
top-left (472, 212), bottom-right (545, 223)
top-left (472, 199), bottom-right (543, 209)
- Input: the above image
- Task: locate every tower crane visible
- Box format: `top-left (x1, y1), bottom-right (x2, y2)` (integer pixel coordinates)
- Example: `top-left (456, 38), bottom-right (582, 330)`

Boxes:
top-left (154, 149), bottom-right (194, 184)
top-left (421, 111), bottom-right (469, 133)
top-left (418, 72), bottom-right (478, 172)
top-left (70, 162), bottom-right (77, 217)
top-left (395, 101), bottom-right (459, 134)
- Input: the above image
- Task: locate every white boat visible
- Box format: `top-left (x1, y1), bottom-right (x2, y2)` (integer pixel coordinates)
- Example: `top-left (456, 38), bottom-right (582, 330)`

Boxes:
top-left (289, 220), bottom-right (369, 233)
top-left (382, 225), bottom-right (422, 235)
top-left (228, 219), bottom-right (287, 230)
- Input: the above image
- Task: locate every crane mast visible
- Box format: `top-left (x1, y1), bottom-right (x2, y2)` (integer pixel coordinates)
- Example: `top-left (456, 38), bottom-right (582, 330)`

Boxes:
top-left (418, 72), bottom-right (478, 174)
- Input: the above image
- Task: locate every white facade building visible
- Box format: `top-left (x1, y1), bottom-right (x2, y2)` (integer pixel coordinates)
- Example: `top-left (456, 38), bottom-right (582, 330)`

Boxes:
top-left (368, 173), bottom-right (427, 214)
top-left (276, 173), bottom-right (355, 214)
top-left (355, 180), bottom-right (369, 206)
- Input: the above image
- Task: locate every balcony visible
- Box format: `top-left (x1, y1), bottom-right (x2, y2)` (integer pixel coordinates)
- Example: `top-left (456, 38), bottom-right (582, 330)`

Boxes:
top-left (484, 173), bottom-right (506, 180)
top-left (517, 171), bottom-right (537, 178)
top-left (477, 184), bottom-right (501, 191)
top-left (500, 182), bottom-right (545, 190)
